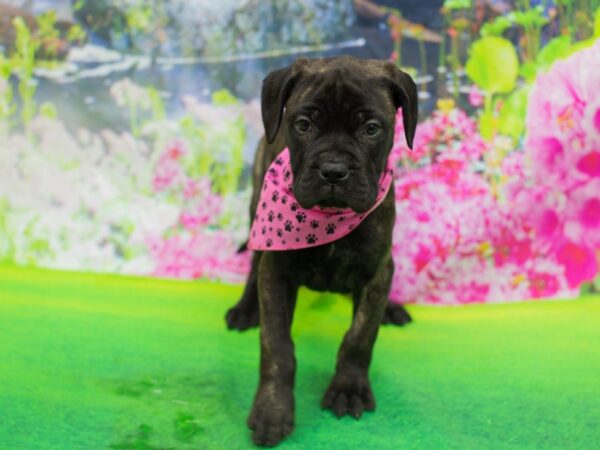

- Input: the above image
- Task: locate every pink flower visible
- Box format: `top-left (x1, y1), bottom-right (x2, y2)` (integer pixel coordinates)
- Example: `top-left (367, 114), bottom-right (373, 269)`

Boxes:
top-left (166, 141), bottom-right (186, 160)
top-left (528, 271), bottom-right (560, 298)
top-left (528, 136), bottom-right (565, 179)
top-left (493, 230), bottom-right (532, 267)
top-left (455, 283), bottom-right (490, 304)
top-left (576, 151), bottom-right (600, 177)
top-left (468, 85), bottom-right (484, 108)
top-left (578, 195), bottom-right (600, 229)
top-left (556, 242), bottom-right (598, 288)
top-left (535, 209), bottom-right (560, 239)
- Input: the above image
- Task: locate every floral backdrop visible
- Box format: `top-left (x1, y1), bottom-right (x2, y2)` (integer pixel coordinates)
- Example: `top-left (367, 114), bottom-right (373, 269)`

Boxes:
top-left (0, 0), bottom-right (599, 304)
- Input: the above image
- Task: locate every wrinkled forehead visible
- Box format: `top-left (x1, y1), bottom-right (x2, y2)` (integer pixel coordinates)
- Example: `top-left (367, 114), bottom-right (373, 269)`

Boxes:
top-left (288, 68), bottom-right (396, 118)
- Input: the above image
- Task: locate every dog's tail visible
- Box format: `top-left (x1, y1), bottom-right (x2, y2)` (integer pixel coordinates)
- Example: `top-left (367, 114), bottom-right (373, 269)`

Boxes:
top-left (237, 241), bottom-right (249, 253)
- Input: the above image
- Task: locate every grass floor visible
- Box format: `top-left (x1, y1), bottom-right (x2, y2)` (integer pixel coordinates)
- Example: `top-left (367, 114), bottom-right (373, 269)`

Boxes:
top-left (0, 265), bottom-right (599, 450)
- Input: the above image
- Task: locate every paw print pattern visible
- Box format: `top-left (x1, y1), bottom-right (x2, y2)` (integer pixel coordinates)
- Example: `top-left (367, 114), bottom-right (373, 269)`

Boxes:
top-left (290, 202), bottom-right (299, 212)
top-left (276, 228), bottom-right (283, 237)
top-left (275, 157), bottom-right (284, 165)
top-left (268, 168), bottom-right (278, 178)
top-left (267, 211), bottom-right (275, 222)
top-left (284, 170), bottom-right (291, 181)
top-left (276, 212), bottom-right (283, 221)
top-left (261, 201), bottom-right (267, 210)
top-left (281, 195), bottom-right (288, 205)
top-left (325, 223), bottom-right (336, 235)
top-left (295, 212), bottom-right (307, 223)
top-left (261, 226), bottom-right (267, 235)
top-left (271, 191), bottom-right (279, 203)
top-left (284, 220), bottom-right (293, 232)
top-left (310, 220), bottom-right (320, 229)
top-left (306, 234), bottom-right (317, 244)
top-left (266, 239), bottom-right (273, 248)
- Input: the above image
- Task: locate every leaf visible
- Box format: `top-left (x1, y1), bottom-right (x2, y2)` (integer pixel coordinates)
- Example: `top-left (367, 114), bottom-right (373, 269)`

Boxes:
top-left (211, 88), bottom-right (238, 106)
top-left (568, 37), bottom-right (597, 54)
top-left (519, 61), bottom-right (537, 83)
top-left (594, 7), bottom-right (600, 37)
top-left (39, 102), bottom-right (57, 119)
top-left (480, 16), bottom-right (513, 37)
top-left (497, 86), bottom-right (529, 141)
top-left (536, 35), bottom-right (573, 73)
top-left (465, 37), bottom-right (519, 95)
top-left (444, 0), bottom-right (472, 10)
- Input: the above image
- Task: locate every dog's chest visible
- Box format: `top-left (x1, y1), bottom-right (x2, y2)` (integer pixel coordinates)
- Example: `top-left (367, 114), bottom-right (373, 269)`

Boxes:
top-left (299, 241), bottom-right (378, 294)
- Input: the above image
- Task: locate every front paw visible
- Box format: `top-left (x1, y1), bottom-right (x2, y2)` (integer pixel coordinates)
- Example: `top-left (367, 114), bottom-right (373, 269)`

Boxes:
top-left (247, 386), bottom-right (294, 447)
top-left (322, 371), bottom-right (375, 419)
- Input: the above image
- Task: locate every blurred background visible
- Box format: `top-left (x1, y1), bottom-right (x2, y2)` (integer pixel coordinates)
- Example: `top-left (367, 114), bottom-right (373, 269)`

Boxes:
top-left (0, 0), bottom-right (599, 304)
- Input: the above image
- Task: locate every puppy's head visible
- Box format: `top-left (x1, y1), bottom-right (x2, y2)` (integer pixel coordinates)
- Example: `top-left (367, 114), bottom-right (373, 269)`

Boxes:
top-left (261, 56), bottom-right (418, 213)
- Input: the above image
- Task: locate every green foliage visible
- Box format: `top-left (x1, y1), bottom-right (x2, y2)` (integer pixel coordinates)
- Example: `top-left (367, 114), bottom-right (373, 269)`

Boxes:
top-left (39, 102), bottom-right (58, 120)
top-left (595, 8), bottom-right (600, 37)
top-left (480, 16), bottom-right (513, 37)
top-left (444, 0), bottom-right (473, 10)
top-left (0, 55), bottom-right (16, 126)
top-left (67, 24), bottom-right (87, 44)
top-left (466, 37), bottom-right (519, 95)
top-left (147, 87), bottom-right (165, 121)
top-left (36, 11), bottom-right (61, 58)
top-left (535, 35), bottom-right (573, 72)
top-left (12, 17), bottom-right (38, 132)
top-left (212, 88), bottom-right (239, 106)
top-left (508, 6), bottom-right (548, 29)
top-left (125, 1), bottom-right (154, 33)
top-left (177, 89), bottom-right (246, 197)
top-left (478, 109), bottom-right (495, 141)
top-left (497, 86), bottom-right (530, 141)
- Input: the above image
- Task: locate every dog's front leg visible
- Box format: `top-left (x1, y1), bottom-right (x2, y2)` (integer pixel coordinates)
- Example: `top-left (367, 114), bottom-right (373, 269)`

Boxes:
top-left (248, 252), bottom-right (298, 446)
top-left (322, 256), bottom-right (393, 419)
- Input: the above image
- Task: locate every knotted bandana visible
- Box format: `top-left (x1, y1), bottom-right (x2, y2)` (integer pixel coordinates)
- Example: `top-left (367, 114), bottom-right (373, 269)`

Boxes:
top-left (247, 148), bottom-right (394, 251)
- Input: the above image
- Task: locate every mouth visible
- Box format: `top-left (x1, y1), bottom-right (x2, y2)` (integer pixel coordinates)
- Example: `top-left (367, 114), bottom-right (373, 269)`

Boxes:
top-left (316, 197), bottom-right (349, 209)
top-left (294, 170), bottom-right (375, 213)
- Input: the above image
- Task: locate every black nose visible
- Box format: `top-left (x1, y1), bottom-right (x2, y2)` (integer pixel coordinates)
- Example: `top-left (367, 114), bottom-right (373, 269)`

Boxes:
top-left (319, 162), bottom-right (349, 184)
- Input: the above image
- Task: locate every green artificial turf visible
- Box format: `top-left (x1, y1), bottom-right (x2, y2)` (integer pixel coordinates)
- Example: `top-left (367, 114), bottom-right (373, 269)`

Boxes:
top-left (0, 265), bottom-right (599, 450)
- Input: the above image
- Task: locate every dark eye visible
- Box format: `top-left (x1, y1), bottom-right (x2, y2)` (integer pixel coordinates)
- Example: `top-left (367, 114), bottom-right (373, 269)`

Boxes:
top-left (295, 118), bottom-right (311, 133)
top-left (364, 122), bottom-right (381, 137)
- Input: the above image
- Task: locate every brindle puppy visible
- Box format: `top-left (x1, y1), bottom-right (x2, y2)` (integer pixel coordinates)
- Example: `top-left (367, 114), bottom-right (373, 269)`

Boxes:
top-left (225, 56), bottom-right (418, 447)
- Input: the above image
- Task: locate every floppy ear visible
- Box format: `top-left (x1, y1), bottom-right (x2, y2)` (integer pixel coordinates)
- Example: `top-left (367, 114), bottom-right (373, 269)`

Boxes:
top-left (261, 63), bottom-right (303, 143)
top-left (383, 64), bottom-right (419, 149)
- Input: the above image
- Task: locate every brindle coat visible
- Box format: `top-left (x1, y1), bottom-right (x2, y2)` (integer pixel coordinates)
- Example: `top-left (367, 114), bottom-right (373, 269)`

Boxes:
top-left (225, 57), bottom-right (418, 447)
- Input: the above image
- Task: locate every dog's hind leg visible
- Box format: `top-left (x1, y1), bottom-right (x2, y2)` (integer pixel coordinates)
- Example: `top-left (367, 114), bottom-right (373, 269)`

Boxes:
top-left (381, 302), bottom-right (412, 326)
top-left (353, 295), bottom-right (412, 327)
top-left (225, 252), bottom-right (260, 331)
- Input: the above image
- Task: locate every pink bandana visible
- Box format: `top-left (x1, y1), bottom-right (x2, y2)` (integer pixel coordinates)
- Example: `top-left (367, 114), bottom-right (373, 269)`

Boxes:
top-left (247, 148), bottom-right (394, 251)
